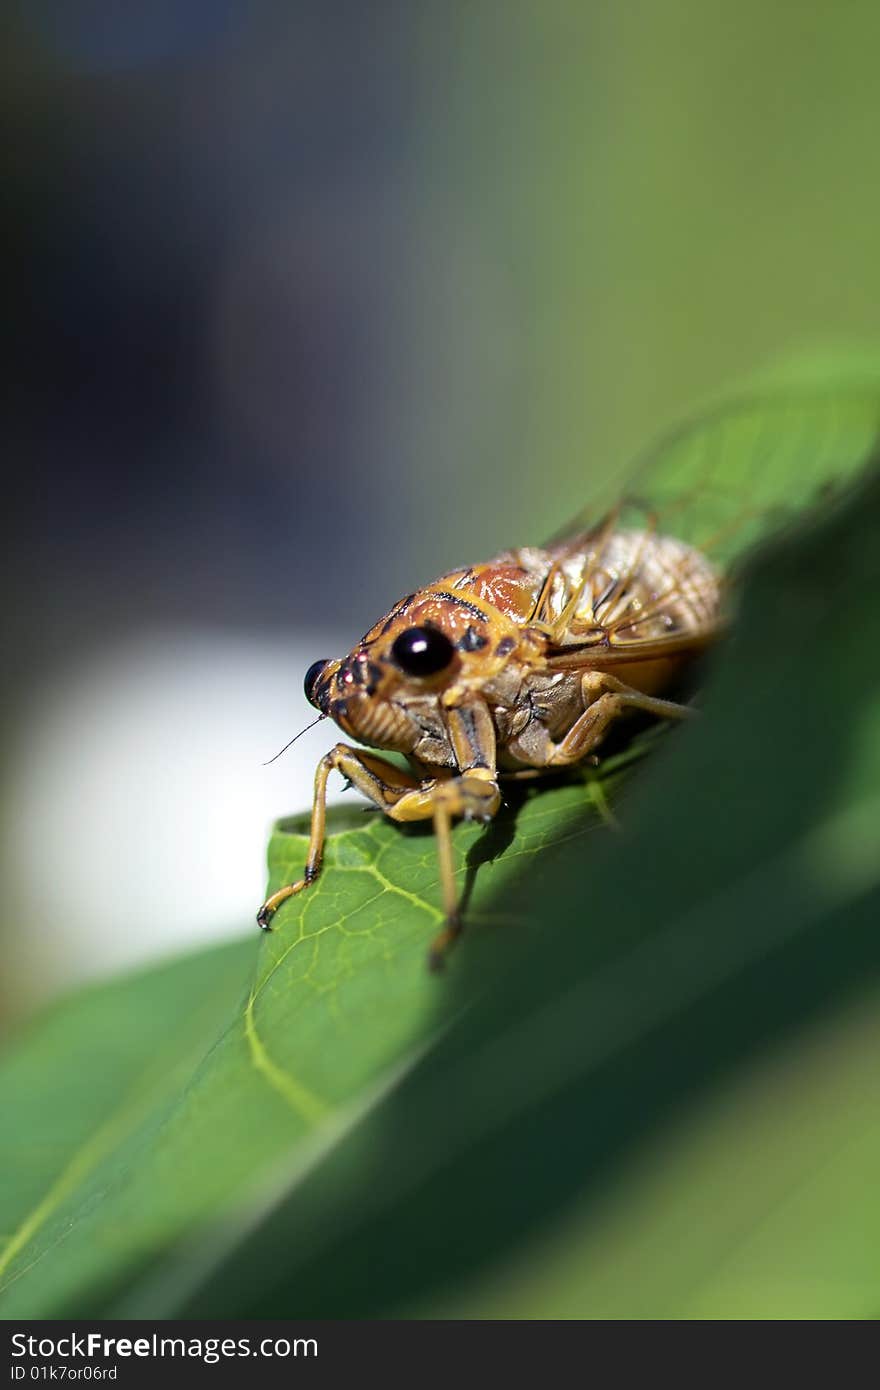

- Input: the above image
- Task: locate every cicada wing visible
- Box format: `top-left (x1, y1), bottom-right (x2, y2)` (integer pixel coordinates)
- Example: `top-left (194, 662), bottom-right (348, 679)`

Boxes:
top-left (543, 626), bottom-right (720, 672)
top-left (546, 384), bottom-right (880, 574)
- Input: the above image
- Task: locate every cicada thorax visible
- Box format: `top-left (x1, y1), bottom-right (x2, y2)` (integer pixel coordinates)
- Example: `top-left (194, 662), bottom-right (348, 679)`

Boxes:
top-left (361, 562), bottom-right (539, 647)
top-left (323, 564), bottom-right (537, 766)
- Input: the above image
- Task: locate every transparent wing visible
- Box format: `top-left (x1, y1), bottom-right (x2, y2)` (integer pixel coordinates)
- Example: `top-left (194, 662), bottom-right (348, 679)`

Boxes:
top-left (547, 384), bottom-right (880, 574)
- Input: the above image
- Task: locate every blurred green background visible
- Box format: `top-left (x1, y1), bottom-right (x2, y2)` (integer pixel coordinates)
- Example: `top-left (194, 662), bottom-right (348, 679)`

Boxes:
top-left (2, 0), bottom-right (880, 1320)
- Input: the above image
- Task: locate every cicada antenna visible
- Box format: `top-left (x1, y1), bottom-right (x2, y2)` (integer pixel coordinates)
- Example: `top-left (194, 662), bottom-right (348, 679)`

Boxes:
top-left (263, 715), bottom-right (325, 766)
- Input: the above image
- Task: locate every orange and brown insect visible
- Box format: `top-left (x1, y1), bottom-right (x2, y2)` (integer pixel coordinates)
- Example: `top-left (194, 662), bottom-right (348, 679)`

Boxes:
top-left (257, 389), bottom-right (878, 966)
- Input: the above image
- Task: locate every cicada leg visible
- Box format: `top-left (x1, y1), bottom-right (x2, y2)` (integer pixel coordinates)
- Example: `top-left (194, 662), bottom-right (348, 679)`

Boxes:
top-left (257, 741), bottom-right (501, 970)
top-left (257, 744), bottom-right (425, 928)
top-left (546, 671), bottom-right (695, 767)
top-left (382, 768), bottom-right (501, 969)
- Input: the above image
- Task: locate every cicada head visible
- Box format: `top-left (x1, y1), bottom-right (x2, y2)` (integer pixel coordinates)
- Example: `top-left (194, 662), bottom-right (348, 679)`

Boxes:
top-left (302, 576), bottom-right (525, 765)
top-left (303, 646), bottom-right (429, 754)
top-left (303, 623), bottom-right (467, 759)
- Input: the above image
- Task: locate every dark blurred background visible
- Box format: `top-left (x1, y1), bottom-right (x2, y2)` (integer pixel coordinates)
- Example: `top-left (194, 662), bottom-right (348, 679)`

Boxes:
top-left (4, 0), bottom-right (880, 1021)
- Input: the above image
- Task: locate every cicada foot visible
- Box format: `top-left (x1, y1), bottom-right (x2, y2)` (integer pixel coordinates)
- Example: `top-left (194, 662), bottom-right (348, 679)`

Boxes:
top-left (427, 909), bottom-right (464, 974)
top-left (256, 868), bottom-right (318, 931)
top-left (412, 774), bottom-right (501, 971)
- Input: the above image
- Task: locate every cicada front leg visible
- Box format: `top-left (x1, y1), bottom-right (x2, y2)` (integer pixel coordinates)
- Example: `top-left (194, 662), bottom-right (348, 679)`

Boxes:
top-left (257, 700), bottom-right (501, 969)
top-left (382, 766), bottom-right (501, 970)
top-left (256, 743), bottom-right (427, 928)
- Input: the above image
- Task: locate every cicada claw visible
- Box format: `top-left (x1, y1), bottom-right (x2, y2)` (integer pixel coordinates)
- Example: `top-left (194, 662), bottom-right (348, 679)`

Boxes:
top-left (427, 910), bottom-right (463, 973)
top-left (256, 874), bottom-right (313, 931)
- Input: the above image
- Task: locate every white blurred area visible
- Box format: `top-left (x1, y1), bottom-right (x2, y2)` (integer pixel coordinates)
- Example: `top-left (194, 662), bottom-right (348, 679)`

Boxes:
top-left (2, 626), bottom-right (350, 1010)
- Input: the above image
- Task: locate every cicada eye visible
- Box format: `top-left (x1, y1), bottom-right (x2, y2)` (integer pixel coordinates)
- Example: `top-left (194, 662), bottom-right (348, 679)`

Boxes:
top-left (391, 626), bottom-right (455, 678)
top-left (304, 659), bottom-right (330, 707)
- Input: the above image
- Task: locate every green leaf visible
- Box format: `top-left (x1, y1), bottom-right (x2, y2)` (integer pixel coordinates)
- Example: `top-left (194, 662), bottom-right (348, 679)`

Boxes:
top-left (0, 941), bottom-right (254, 1304)
top-left (0, 754), bottom-right (629, 1316)
top-left (176, 452), bottom-right (880, 1319)
top-left (1, 382), bottom-right (878, 1318)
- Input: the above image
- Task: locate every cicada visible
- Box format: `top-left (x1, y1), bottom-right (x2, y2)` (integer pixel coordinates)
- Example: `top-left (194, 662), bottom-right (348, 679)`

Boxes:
top-left (258, 388), bottom-right (878, 966)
